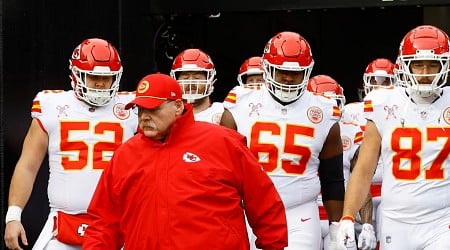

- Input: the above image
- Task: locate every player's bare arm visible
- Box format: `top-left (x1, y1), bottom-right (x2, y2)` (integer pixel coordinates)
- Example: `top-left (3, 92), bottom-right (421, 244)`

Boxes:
top-left (320, 122), bottom-right (343, 158)
top-left (219, 108), bottom-right (237, 130)
top-left (350, 146), bottom-right (374, 224)
top-left (5, 118), bottom-right (48, 249)
top-left (343, 120), bottom-right (380, 217)
top-left (358, 193), bottom-right (374, 224)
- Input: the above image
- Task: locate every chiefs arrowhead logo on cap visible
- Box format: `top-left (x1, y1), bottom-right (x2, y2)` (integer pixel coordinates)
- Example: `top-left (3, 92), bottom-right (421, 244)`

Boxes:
top-left (125, 73), bottom-right (183, 110)
top-left (138, 80), bottom-right (150, 94)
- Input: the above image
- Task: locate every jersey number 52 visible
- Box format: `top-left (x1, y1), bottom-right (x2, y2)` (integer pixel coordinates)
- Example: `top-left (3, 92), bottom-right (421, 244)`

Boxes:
top-left (60, 121), bottom-right (124, 170)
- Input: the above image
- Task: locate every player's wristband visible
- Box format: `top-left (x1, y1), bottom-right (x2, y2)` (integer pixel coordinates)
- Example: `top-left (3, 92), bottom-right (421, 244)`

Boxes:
top-left (341, 215), bottom-right (355, 222)
top-left (5, 205), bottom-right (22, 224)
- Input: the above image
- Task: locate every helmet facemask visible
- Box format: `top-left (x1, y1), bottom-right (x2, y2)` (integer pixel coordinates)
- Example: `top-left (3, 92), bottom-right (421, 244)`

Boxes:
top-left (394, 57), bottom-right (407, 88)
top-left (263, 60), bottom-right (313, 103)
top-left (170, 68), bottom-right (216, 103)
top-left (237, 56), bottom-right (265, 89)
top-left (400, 54), bottom-right (449, 98)
top-left (237, 71), bottom-right (265, 89)
top-left (363, 71), bottom-right (396, 95)
top-left (362, 58), bottom-right (396, 96)
top-left (323, 91), bottom-right (346, 112)
top-left (71, 65), bottom-right (122, 106)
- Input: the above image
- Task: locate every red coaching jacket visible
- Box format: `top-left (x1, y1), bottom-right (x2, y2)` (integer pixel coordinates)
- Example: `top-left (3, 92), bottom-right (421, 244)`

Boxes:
top-left (83, 104), bottom-right (287, 250)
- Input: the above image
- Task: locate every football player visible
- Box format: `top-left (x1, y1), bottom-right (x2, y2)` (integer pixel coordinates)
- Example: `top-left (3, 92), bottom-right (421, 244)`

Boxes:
top-left (170, 48), bottom-right (224, 124)
top-left (337, 25), bottom-right (450, 250)
top-left (4, 38), bottom-right (138, 250)
top-left (221, 31), bottom-right (345, 250)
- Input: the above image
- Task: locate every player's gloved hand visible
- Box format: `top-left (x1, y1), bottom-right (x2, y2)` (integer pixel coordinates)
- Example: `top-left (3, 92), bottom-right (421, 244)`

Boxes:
top-left (336, 216), bottom-right (356, 247)
top-left (328, 222), bottom-right (347, 250)
top-left (358, 223), bottom-right (376, 250)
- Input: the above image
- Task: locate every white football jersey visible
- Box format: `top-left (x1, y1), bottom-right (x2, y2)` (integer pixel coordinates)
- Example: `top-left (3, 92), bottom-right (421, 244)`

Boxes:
top-left (342, 102), bottom-right (366, 129)
top-left (343, 101), bottom-right (383, 184)
top-left (224, 86), bottom-right (340, 208)
top-left (31, 90), bottom-right (138, 213)
top-left (364, 86), bottom-right (450, 224)
top-left (339, 121), bottom-right (363, 185)
top-left (194, 102), bottom-right (224, 124)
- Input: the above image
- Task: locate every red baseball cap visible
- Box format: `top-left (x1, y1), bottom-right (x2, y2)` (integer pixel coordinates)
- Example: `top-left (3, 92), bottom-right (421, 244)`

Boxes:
top-left (125, 73), bottom-right (182, 110)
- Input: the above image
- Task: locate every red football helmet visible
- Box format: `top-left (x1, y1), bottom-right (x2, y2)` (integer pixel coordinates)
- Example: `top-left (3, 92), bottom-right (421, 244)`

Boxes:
top-left (262, 31), bottom-right (314, 102)
top-left (397, 25), bottom-right (450, 97)
top-left (170, 48), bottom-right (216, 102)
top-left (70, 38), bottom-right (123, 106)
top-left (308, 75), bottom-right (346, 111)
top-left (237, 56), bottom-right (264, 88)
top-left (362, 58), bottom-right (396, 96)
